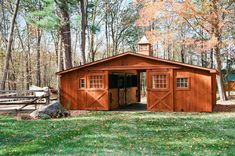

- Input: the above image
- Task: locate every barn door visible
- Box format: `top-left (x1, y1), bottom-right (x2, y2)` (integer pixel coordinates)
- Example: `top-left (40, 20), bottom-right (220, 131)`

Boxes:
top-left (147, 69), bottom-right (174, 111)
top-left (86, 90), bottom-right (108, 110)
top-left (86, 73), bottom-right (109, 110)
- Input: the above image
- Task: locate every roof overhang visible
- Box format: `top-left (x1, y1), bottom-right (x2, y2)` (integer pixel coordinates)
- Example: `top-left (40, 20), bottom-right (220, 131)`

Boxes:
top-left (56, 52), bottom-right (217, 75)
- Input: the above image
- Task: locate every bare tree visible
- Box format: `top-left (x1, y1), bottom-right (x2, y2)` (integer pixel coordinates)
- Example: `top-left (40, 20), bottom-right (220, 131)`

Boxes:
top-left (1, 0), bottom-right (20, 90)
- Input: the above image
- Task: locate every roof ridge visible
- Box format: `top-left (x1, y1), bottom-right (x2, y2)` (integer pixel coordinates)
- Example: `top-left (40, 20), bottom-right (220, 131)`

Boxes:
top-left (57, 52), bottom-right (217, 75)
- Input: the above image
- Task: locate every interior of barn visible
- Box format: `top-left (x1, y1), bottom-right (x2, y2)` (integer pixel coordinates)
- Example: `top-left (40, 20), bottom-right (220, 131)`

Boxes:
top-left (108, 70), bottom-right (147, 111)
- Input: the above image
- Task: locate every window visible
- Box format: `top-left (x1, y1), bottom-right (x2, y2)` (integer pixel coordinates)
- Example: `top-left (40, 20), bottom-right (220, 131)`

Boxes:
top-left (176, 78), bottom-right (189, 88)
top-left (152, 74), bottom-right (168, 89)
top-left (79, 78), bottom-right (85, 88)
top-left (139, 45), bottom-right (149, 51)
top-left (89, 75), bottom-right (103, 88)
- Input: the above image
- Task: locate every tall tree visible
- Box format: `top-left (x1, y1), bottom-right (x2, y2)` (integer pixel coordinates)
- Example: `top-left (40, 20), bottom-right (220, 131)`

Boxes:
top-left (86, 0), bottom-right (102, 62)
top-left (102, 0), bottom-right (141, 56)
top-left (0, 0), bottom-right (20, 90)
top-left (26, 24), bottom-right (32, 89)
top-left (80, 0), bottom-right (87, 64)
top-left (136, 0), bottom-right (234, 101)
top-left (36, 27), bottom-right (42, 86)
top-left (55, 0), bottom-right (73, 69)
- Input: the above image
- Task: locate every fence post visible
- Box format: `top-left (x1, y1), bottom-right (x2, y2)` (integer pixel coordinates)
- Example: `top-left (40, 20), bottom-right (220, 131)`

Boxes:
top-left (45, 88), bottom-right (50, 105)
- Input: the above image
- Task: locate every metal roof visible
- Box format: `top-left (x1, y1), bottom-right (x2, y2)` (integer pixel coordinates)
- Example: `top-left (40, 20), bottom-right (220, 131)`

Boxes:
top-left (226, 73), bottom-right (235, 82)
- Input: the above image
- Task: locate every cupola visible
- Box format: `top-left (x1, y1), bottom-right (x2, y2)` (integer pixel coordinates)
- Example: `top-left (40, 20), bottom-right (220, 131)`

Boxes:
top-left (137, 36), bottom-right (153, 56)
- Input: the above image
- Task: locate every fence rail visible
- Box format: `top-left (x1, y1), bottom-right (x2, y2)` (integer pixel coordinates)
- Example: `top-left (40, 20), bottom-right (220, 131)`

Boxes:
top-left (0, 89), bottom-right (50, 111)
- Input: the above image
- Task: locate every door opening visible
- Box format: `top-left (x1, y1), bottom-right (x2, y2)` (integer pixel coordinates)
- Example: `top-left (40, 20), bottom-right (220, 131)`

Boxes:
top-left (108, 71), bottom-right (147, 111)
top-left (140, 71), bottom-right (147, 104)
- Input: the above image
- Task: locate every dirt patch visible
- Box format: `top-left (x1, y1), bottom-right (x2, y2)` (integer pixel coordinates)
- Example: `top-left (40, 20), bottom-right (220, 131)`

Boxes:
top-left (214, 104), bottom-right (235, 112)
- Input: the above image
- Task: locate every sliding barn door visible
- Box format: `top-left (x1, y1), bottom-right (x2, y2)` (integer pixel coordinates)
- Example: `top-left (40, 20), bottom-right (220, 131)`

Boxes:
top-left (147, 69), bottom-right (174, 111)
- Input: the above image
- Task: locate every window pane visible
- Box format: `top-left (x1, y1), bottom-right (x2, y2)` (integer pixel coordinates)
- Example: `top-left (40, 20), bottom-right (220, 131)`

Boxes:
top-left (79, 79), bottom-right (85, 88)
top-left (89, 75), bottom-right (103, 88)
top-left (176, 78), bottom-right (189, 88)
top-left (152, 74), bottom-right (168, 89)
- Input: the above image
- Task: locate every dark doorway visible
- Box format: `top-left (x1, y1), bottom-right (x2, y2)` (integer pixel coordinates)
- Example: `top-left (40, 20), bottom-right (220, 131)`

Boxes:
top-left (109, 73), bottom-right (138, 106)
top-left (109, 71), bottom-right (147, 111)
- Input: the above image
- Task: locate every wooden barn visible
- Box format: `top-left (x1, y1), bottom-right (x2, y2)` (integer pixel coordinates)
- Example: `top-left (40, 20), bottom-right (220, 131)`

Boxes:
top-left (57, 36), bottom-right (217, 112)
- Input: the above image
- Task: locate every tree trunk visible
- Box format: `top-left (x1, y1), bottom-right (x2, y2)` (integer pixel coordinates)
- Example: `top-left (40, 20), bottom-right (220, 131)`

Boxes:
top-left (89, 1), bottom-right (97, 62)
top-left (0, 0), bottom-right (8, 48)
top-left (10, 54), bottom-right (17, 90)
top-left (56, 0), bottom-right (73, 69)
top-left (91, 32), bottom-right (95, 62)
top-left (172, 42), bottom-right (175, 60)
top-left (114, 41), bottom-right (118, 55)
top-left (0, 0), bottom-right (20, 90)
top-left (210, 48), bottom-right (214, 68)
top-left (214, 44), bottom-right (227, 101)
top-left (36, 28), bottom-right (41, 87)
top-left (214, 29), bottom-right (227, 100)
top-left (167, 44), bottom-right (171, 60)
top-left (43, 64), bottom-right (47, 86)
top-left (201, 53), bottom-right (204, 67)
top-left (57, 36), bottom-right (63, 100)
top-left (212, 0), bottom-right (227, 101)
top-left (16, 22), bottom-right (26, 90)
top-left (26, 24), bottom-right (32, 89)
top-left (104, 1), bottom-right (110, 57)
top-left (74, 31), bottom-right (79, 65)
top-left (110, 18), bottom-right (115, 55)
top-left (58, 37), bottom-right (63, 71)
top-left (80, 0), bottom-right (87, 64)
top-left (163, 38), bottom-right (166, 59)
top-left (51, 32), bottom-right (59, 67)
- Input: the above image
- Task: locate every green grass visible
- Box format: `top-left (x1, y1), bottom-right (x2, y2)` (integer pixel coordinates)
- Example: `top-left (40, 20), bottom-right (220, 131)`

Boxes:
top-left (0, 112), bottom-right (235, 155)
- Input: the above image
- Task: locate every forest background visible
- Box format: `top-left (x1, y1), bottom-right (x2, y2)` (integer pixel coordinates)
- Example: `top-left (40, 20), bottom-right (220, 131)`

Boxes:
top-left (0, 0), bottom-right (234, 101)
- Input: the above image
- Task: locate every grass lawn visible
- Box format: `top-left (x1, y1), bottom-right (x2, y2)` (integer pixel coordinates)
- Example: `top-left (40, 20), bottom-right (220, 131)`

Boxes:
top-left (0, 112), bottom-right (235, 155)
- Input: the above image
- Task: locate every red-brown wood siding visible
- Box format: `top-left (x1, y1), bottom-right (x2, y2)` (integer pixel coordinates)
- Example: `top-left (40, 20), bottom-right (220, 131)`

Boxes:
top-left (212, 74), bottom-right (217, 109)
top-left (174, 69), bottom-right (213, 112)
top-left (60, 72), bottom-right (78, 110)
top-left (85, 55), bottom-right (178, 71)
top-left (60, 71), bottom-right (109, 110)
top-left (59, 54), bottom-right (215, 112)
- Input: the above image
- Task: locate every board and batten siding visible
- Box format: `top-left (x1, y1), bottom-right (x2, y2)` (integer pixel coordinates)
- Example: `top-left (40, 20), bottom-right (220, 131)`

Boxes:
top-left (60, 70), bottom-right (109, 110)
top-left (58, 53), bottom-right (216, 112)
top-left (60, 71), bottom-right (78, 110)
top-left (174, 68), bottom-right (213, 112)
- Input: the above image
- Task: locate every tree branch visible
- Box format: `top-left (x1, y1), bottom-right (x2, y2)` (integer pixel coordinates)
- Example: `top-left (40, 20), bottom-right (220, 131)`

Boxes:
top-left (182, 17), bottom-right (206, 39)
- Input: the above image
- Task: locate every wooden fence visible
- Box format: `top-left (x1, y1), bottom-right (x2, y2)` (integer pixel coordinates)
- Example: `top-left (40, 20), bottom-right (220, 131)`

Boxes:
top-left (0, 89), bottom-right (50, 112)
